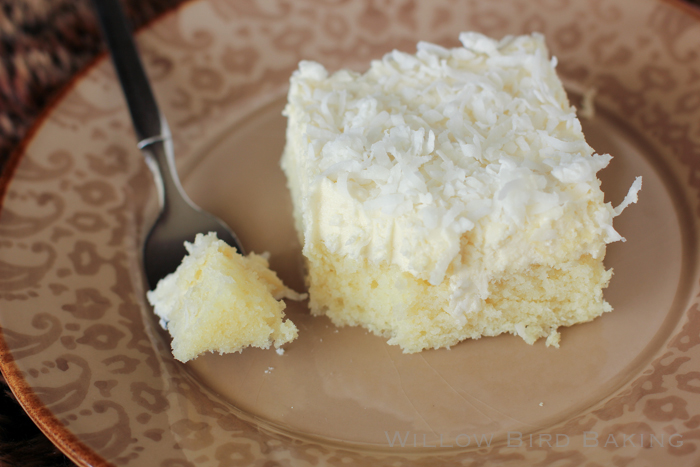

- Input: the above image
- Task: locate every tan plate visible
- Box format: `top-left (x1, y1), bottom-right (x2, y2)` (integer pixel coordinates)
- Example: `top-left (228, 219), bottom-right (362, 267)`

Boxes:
top-left (2, 0), bottom-right (700, 465)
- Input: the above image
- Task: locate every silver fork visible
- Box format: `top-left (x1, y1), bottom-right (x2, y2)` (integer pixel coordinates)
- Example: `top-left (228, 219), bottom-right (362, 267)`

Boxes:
top-left (92, 0), bottom-right (244, 290)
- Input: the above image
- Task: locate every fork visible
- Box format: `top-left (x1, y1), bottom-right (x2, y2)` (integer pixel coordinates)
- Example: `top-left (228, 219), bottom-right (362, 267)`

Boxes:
top-left (92, 0), bottom-right (244, 290)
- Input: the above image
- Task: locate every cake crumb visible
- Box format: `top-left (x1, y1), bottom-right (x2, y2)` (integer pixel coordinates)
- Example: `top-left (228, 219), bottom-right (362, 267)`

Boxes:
top-left (264, 367), bottom-right (274, 374)
top-left (539, 402), bottom-right (544, 407)
top-left (579, 87), bottom-right (597, 120)
top-left (276, 348), bottom-right (285, 356)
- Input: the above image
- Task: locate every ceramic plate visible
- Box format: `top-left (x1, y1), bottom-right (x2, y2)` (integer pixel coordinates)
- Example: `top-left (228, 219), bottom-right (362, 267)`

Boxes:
top-left (2, 0), bottom-right (700, 465)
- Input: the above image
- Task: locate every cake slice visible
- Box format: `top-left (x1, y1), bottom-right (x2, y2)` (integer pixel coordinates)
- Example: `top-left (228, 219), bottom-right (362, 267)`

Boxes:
top-left (147, 232), bottom-right (305, 362)
top-left (281, 32), bottom-right (641, 353)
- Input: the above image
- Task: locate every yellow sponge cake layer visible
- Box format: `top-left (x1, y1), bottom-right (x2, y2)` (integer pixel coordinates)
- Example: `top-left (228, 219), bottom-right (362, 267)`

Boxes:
top-left (281, 32), bottom-right (640, 352)
top-left (307, 243), bottom-right (611, 352)
top-left (147, 233), bottom-right (304, 362)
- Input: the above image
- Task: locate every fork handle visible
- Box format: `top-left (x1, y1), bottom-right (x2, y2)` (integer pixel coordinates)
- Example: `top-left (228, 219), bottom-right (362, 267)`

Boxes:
top-left (92, 0), bottom-right (196, 213)
top-left (91, 0), bottom-right (167, 142)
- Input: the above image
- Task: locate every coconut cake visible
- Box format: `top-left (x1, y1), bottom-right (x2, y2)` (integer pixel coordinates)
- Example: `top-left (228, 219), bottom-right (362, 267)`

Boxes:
top-left (280, 32), bottom-right (641, 353)
top-left (147, 232), bottom-right (305, 362)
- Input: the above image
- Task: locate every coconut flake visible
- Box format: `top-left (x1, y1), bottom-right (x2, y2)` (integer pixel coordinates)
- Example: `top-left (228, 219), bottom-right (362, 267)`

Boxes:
top-left (614, 176), bottom-right (642, 216)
